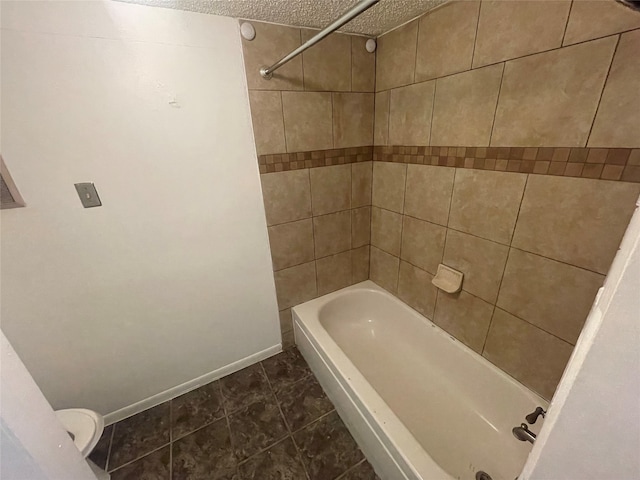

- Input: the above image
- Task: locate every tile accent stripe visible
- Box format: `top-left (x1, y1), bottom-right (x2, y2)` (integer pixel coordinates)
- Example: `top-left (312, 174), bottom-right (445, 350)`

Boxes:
top-left (258, 146), bottom-right (373, 173)
top-left (259, 145), bottom-right (639, 182)
top-left (372, 145), bottom-right (640, 182)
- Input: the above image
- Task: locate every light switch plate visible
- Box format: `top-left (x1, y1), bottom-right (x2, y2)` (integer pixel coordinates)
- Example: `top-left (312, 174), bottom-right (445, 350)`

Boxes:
top-left (74, 183), bottom-right (102, 208)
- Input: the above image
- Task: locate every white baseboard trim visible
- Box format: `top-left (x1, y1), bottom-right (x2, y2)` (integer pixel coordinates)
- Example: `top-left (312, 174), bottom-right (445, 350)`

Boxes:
top-left (103, 344), bottom-right (282, 425)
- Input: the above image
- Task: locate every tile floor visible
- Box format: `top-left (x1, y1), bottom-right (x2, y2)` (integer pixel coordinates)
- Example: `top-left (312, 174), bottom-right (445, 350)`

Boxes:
top-left (89, 348), bottom-right (380, 480)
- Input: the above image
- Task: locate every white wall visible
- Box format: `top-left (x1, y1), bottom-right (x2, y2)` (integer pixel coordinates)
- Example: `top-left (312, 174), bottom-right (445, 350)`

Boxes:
top-left (521, 198), bottom-right (640, 479)
top-left (0, 0), bottom-right (281, 421)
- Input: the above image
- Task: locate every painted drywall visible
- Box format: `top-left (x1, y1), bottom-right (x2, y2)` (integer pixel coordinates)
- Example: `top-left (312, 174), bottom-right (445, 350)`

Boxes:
top-left (0, 0), bottom-right (280, 419)
top-left (521, 198), bottom-right (640, 479)
top-left (1, 331), bottom-right (97, 480)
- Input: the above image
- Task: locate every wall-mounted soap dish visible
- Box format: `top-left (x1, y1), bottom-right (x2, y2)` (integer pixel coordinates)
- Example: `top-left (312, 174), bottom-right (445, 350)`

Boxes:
top-left (432, 264), bottom-right (463, 293)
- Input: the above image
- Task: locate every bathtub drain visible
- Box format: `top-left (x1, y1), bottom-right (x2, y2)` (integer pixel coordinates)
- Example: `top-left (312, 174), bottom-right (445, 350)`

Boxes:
top-left (475, 472), bottom-right (493, 480)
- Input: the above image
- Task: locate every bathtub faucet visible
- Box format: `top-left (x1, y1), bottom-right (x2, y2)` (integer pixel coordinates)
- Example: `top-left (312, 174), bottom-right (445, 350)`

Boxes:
top-left (525, 406), bottom-right (546, 424)
top-left (512, 423), bottom-right (536, 443)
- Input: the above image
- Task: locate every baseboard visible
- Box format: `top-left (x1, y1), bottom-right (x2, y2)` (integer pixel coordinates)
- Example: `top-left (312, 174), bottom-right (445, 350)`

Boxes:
top-left (103, 344), bottom-right (282, 425)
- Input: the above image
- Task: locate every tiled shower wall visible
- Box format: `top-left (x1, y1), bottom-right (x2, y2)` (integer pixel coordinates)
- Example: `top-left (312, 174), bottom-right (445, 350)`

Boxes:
top-left (369, 163), bottom-right (639, 399)
top-left (241, 23), bottom-right (376, 347)
top-left (369, 0), bottom-right (640, 399)
top-left (241, 1), bottom-right (640, 398)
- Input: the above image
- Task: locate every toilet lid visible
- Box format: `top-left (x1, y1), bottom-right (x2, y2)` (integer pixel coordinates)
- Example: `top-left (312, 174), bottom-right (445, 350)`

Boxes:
top-left (55, 408), bottom-right (105, 457)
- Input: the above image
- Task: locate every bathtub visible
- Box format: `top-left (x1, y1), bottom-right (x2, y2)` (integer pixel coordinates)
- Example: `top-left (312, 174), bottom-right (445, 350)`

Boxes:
top-left (292, 281), bottom-right (548, 480)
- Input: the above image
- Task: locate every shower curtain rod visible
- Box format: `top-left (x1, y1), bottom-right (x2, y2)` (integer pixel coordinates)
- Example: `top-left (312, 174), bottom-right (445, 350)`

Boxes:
top-left (259, 0), bottom-right (380, 79)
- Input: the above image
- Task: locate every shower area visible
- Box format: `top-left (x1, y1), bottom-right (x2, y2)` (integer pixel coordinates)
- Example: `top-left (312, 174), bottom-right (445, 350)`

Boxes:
top-left (1, 0), bottom-right (639, 479)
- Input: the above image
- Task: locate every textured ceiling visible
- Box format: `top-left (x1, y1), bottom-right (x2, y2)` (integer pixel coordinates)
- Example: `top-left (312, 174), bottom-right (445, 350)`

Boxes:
top-left (118, 0), bottom-right (449, 36)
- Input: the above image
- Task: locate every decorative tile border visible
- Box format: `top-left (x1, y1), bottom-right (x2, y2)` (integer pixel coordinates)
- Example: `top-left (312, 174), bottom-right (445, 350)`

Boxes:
top-left (258, 145), bottom-right (640, 182)
top-left (373, 146), bottom-right (640, 183)
top-left (258, 146), bottom-right (373, 173)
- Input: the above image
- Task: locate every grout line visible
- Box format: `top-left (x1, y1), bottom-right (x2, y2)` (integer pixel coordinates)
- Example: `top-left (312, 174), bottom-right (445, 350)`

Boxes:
top-left (508, 174), bottom-right (529, 246)
top-left (487, 62), bottom-right (506, 147)
top-left (585, 34), bottom-right (620, 147)
top-left (560, 0), bottom-right (574, 47)
top-left (300, 29), bottom-right (306, 91)
top-left (350, 36), bottom-right (354, 92)
top-left (260, 362), bottom-right (312, 480)
top-left (331, 92), bottom-right (336, 149)
top-left (280, 91), bottom-right (290, 154)
top-left (168, 397), bottom-right (173, 478)
top-left (335, 458), bottom-right (368, 480)
top-left (412, 17), bottom-right (420, 84)
top-left (386, 90), bottom-right (391, 145)
top-left (428, 79), bottom-right (437, 145)
top-left (108, 442), bottom-right (171, 474)
top-left (470, 0), bottom-right (482, 69)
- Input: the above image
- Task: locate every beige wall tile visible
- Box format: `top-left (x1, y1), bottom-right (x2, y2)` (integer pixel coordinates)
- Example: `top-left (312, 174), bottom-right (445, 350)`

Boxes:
top-left (397, 261), bottom-right (437, 319)
top-left (242, 22), bottom-right (303, 90)
top-left (352, 162), bottom-right (372, 208)
top-left (370, 246), bottom-right (399, 293)
top-left (433, 290), bottom-right (494, 353)
top-left (261, 170), bottom-right (311, 226)
top-left (281, 329), bottom-right (295, 349)
top-left (248, 91), bottom-right (286, 155)
top-left (301, 29), bottom-right (351, 91)
top-left (376, 20), bottom-right (419, 92)
top-left (372, 162), bottom-right (407, 213)
top-left (588, 30), bottom-right (640, 148)
top-left (333, 93), bottom-right (374, 148)
top-left (268, 219), bottom-right (315, 271)
top-left (443, 230), bottom-right (508, 303)
top-left (352, 206), bottom-right (371, 249)
top-left (389, 81), bottom-right (435, 146)
top-left (473, 0), bottom-right (571, 68)
top-left (374, 91), bottom-right (390, 146)
top-left (497, 249), bottom-right (604, 344)
top-left (483, 309), bottom-right (573, 400)
top-left (317, 251), bottom-right (352, 295)
top-left (449, 170), bottom-right (527, 245)
top-left (351, 36), bottom-right (376, 92)
top-left (400, 215), bottom-right (446, 275)
top-left (282, 92), bottom-right (333, 152)
top-left (564, 0), bottom-right (640, 46)
top-left (512, 175), bottom-right (640, 274)
top-left (371, 207), bottom-right (402, 256)
top-left (415, 1), bottom-right (480, 81)
top-left (274, 261), bottom-right (317, 309)
top-left (279, 308), bottom-right (293, 334)
top-left (309, 164), bottom-right (351, 216)
top-left (313, 210), bottom-right (351, 258)
top-left (352, 245), bottom-right (370, 283)
top-left (431, 64), bottom-right (503, 147)
top-left (404, 165), bottom-right (454, 226)
top-left (491, 37), bottom-right (617, 147)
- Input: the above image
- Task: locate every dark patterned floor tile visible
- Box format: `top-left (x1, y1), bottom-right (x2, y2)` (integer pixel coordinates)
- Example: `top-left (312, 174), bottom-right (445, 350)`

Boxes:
top-left (338, 460), bottom-right (380, 480)
top-left (110, 447), bottom-right (170, 480)
top-left (109, 403), bottom-right (170, 471)
top-left (172, 418), bottom-right (237, 480)
top-left (220, 363), bottom-right (272, 414)
top-left (228, 396), bottom-right (289, 461)
top-left (277, 374), bottom-right (334, 431)
top-left (262, 348), bottom-right (312, 392)
top-left (237, 437), bottom-right (307, 480)
top-left (293, 411), bottom-right (364, 480)
top-left (171, 381), bottom-right (224, 440)
top-left (88, 424), bottom-right (113, 470)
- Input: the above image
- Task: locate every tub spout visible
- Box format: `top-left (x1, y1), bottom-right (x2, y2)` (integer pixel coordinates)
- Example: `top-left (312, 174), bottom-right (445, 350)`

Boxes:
top-left (512, 423), bottom-right (536, 443)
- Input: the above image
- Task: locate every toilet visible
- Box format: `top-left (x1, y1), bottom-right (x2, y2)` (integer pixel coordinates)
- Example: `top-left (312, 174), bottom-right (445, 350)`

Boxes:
top-left (55, 408), bottom-right (110, 479)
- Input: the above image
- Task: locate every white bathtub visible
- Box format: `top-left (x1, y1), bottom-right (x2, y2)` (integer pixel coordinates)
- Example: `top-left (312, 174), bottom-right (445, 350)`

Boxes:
top-left (292, 281), bottom-right (548, 480)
